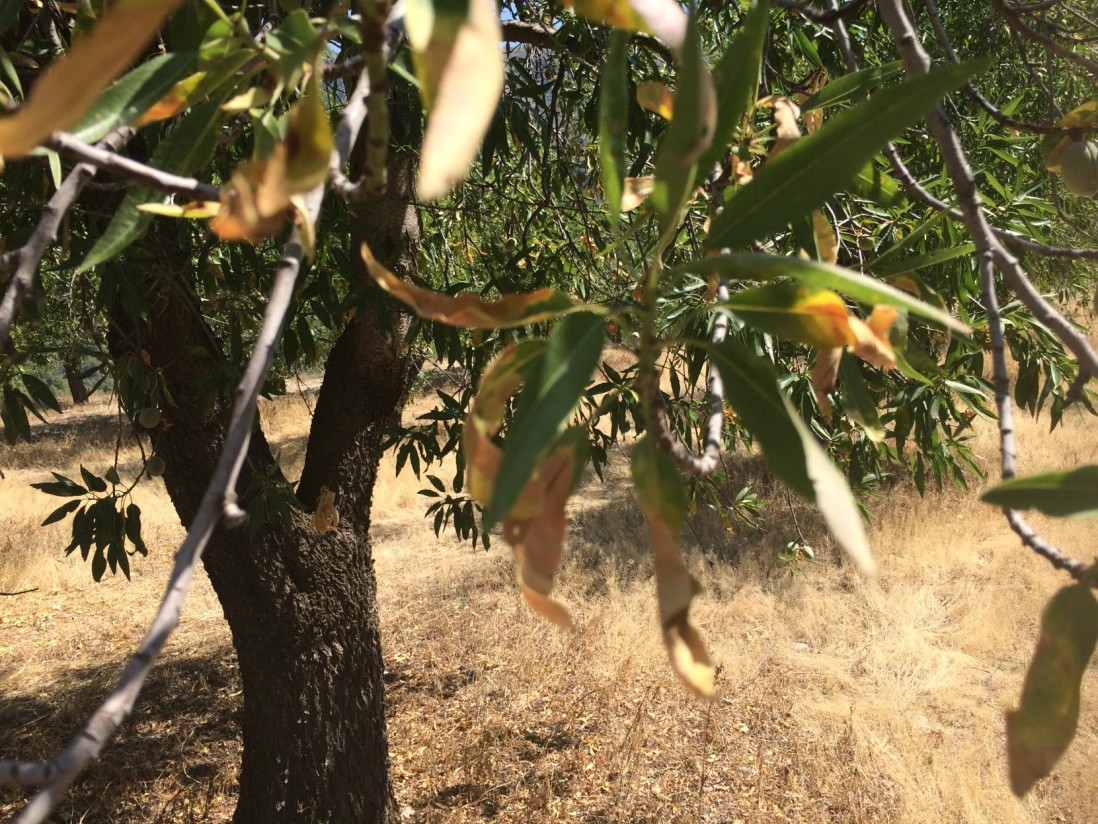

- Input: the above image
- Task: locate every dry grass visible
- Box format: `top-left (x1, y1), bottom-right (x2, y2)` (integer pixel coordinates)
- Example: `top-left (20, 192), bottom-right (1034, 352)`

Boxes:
top-left (2, 374), bottom-right (1098, 822)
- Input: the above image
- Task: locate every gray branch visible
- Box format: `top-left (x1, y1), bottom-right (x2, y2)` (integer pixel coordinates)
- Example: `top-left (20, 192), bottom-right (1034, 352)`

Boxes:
top-left (876, 0), bottom-right (1094, 581)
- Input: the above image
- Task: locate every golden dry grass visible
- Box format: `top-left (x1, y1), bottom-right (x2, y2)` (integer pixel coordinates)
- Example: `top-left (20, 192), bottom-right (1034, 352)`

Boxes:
top-left (1, 375), bottom-right (1097, 822)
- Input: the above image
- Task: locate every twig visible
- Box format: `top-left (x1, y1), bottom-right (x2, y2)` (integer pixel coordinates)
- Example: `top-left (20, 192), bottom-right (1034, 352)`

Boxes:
top-left (0, 588), bottom-right (38, 596)
top-left (47, 131), bottom-right (221, 202)
top-left (994, 0), bottom-right (1098, 76)
top-left (0, 82), bottom-right (371, 824)
top-left (876, 0), bottom-right (1094, 582)
top-left (651, 283), bottom-right (730, 476)
top-left (0, 130), bottom-right (132, 360)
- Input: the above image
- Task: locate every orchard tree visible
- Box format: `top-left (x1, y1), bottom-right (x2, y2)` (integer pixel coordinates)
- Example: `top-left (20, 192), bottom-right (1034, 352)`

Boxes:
top-left (0, 0), bottom-right (1097, 821)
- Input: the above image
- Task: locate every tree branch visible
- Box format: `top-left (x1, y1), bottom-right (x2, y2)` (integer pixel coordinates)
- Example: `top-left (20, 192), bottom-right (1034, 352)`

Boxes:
top-left (0, 130), bottom-right (132, 359)
top-left (773, 0), bottom-right (872, 24)
top-left (876, 0), bottom-right (1095, 581)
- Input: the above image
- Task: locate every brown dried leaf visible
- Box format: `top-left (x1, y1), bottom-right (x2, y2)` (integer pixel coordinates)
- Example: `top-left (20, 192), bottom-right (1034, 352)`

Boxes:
top-left (361, 242), bottom-right (580, 328)
top-left (637, 80), bottom-right (674, 119)
top-left (758, 95), bottom-right (801, 158)
top-left (621, 175), bottom-right (655, 211)
top-left (848, 305), bottom-right (897, 368)
top-left (811, 347), bottom-right (842, 415)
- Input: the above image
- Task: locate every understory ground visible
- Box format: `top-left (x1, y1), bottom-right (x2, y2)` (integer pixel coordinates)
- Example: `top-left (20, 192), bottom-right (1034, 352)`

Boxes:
top-left (1, 373), bottom-right (1096, 822)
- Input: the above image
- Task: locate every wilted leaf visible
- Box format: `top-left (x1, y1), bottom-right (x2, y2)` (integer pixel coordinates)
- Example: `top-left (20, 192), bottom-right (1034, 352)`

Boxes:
top-left (0, 0), bottom-right (186, 157)
top-left (982, 466), bottom-right (1098, 518)
top-left (759, 95), bottom-right (801, 157)
top-left (68, 52), bottom-right (195, 143)
top-left (847, 305), bottom-right (897, 369)
top-left (408, 0), bottom-right (504, 200)
top-left (811, 210), bottom-right (838, 264)
top-left (361, 242), bottom-right (584, 327)
top-left (637, 80), bottom-right (674, 119)
top-left (283, 68), bottom-right (332, 193)
top-left (137, 200), bottom-right (220, 218)
top-left (811, 347), bottom-right (841, 415)
top-left (133, 72), bottom-right (209, 125)
top-left (221, 86), bottom-right (275, 114)
top-left (722, 282), bottom-right (851, 348)
top-left (464, 344), bottom-right (581, 627)
top-left (564, 0), bottom-right (686, 52)
top-left (486, 312), bottom-right (605, 526)
top-left (710, 339), bottom-right (875, 574)
top-left (621, 175), bottom-right (655, 211)
top-left (632, 436), bottom-right (715, 698)
top-left (210, 147), bottom-right (292, 242)
top-left (679, 252), bottom-right (969, 334)
top-left (1007, 584), bottom-right (1098, 796)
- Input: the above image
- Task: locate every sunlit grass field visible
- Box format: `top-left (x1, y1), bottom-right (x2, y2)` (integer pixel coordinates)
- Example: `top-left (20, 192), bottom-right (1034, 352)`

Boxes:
top-left (1, 366), bottom-right (1096, 822)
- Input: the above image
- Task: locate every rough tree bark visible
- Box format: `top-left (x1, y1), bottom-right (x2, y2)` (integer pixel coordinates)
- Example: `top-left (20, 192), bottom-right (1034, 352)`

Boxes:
top-left (104, 86), bottom-right (420, 823)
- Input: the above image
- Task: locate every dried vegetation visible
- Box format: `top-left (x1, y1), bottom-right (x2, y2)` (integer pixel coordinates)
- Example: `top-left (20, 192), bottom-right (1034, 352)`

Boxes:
top-left (1, 374), bottom-right (1097, 822)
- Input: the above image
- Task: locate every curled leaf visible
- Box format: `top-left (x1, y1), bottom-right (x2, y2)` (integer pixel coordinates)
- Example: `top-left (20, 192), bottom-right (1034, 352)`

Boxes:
top-left (847, 305), bottom-right (897, 368)
top-left (1007, 584), bottom-right (1098, 796)
top-left (621, 175), bottom-right (655, 211)
top-left (631, 436), bottom-right (715, 698)
top-left (564, 0), bottom-right (687, 52)
top-left (361, 242), bottom-right (585, 328)
top-left (637, 80), bottom-right (674, 119)
top-left (210, 148), bottom-right (292, 242)
top-left (134, 71), bottom-right (208, 126)
top-left (0, 0), bottom-right (185, 157)
top-left (811, 347), bottom-right (841, 415)
top-left (759, 95), bottom-right (801, 158)
top-left (464, 344), bottom-right (580, 628)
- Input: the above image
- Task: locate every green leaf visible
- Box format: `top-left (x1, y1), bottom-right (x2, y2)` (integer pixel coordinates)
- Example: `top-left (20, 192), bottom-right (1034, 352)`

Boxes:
top-left (2, 385), bottom-right (30, 443)
top-left (869, 244), bottom-right (976, 277)
top-left (0, 45), bottom-right (21, 98)
top-left (631, 434), bottom-right (688, 530)
top-left (91, 547), bottom-right (107, 582)
top-left (696, 0), bottom-right (769, 181)
top-left (709, 338), bottom-right (874, 574)
top-left (0, 0), bottom-right (21, 36)
top-left (598, 29), bottom-right (630, 231)
top-left (68, 52), bottom-right (196, 144)
top-left (719, 281), bottom-right (851, 347)
top-left (683, 252), bottom-right (970, 334)
top-left (801, 61), bottom-right (904, 111)
top-left (80, 94), bottom-right (228, 271)
top-left (19, 373), bottom-right (61, 413)
top-left (704, 59), bottom-right (989, 251)
top-left (981, 467), bottom-right (1098, 518)
top-left (838, 353), bottom-right (884, 442)
top-left (1007, 584), bottom-right (1098, 796)
top-left (80, 465), bottom-right (108, 493)
top-left (41, 499), bottom-right (82, 527)
top-left (486, 312), bottom-right (606, 527)
top-left (848, 162), bottom-right (905, 207)
top-left (651, 12), bottom-right (714, 238)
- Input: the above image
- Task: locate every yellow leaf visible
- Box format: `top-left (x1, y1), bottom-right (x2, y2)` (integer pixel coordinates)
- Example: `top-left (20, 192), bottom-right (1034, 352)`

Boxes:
top-left (811, 210), bottom-right (838, 265)
top-left (210, 148), bottom-right (292, 242)
top-left (637, 80), bottom-right (674, 119)
top-left (137, 200), bottom-right (221, 218)
top-left (284, 69), bottom-right (333, 195)
top-left (463, 344), bottom-right (578, 628)
top-left (621, 175), bottom-right (655, 211)
top-left (759, 95), bottom-right (801, 158)
top-left (847, 305), bottom-right (897, 368)
top-left (134, 72), bottom-right (208, 126)
top-left (632, 436), bottom-right (715, 698)
top-left (221, 86), bottom-right (274, 114)
top-left (361, 242), bottom-right (582, 328)
top-left (0, 0), bottom-right (186, 157)
top-left (409, 0), bottom-right (504, 200)
top-left (563, 0), bottom-right (686, 52)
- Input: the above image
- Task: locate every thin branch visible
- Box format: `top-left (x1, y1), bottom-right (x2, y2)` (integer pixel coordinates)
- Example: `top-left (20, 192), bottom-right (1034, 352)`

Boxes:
top-left (0, 130), bottom-right (132, 359)
top-left (0, 588), bottom-right (38, 596)
top-left (47, 131), bottom-right (221, 202)
top-left (921, 0), bottom-right (1087, 135)
top-left (994, 0), bottom-right (1098, 76)
top-left (876, 0), bottom-right (1094, 582)
top-left (0, 88), bottom-right (370, 824)
top-left (651, 283), bottom-right (730, 477)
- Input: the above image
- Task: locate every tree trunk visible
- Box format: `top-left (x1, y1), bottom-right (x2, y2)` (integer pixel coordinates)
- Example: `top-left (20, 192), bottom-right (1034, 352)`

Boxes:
top-left (63, 358), bottom-right (89, 404)
top-left (103, 79), bottom-right (421, 822)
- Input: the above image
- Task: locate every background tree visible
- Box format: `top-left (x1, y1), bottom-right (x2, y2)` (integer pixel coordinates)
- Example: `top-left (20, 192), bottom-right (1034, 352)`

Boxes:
top-left (0, 0), bottom-right (1096, 821)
